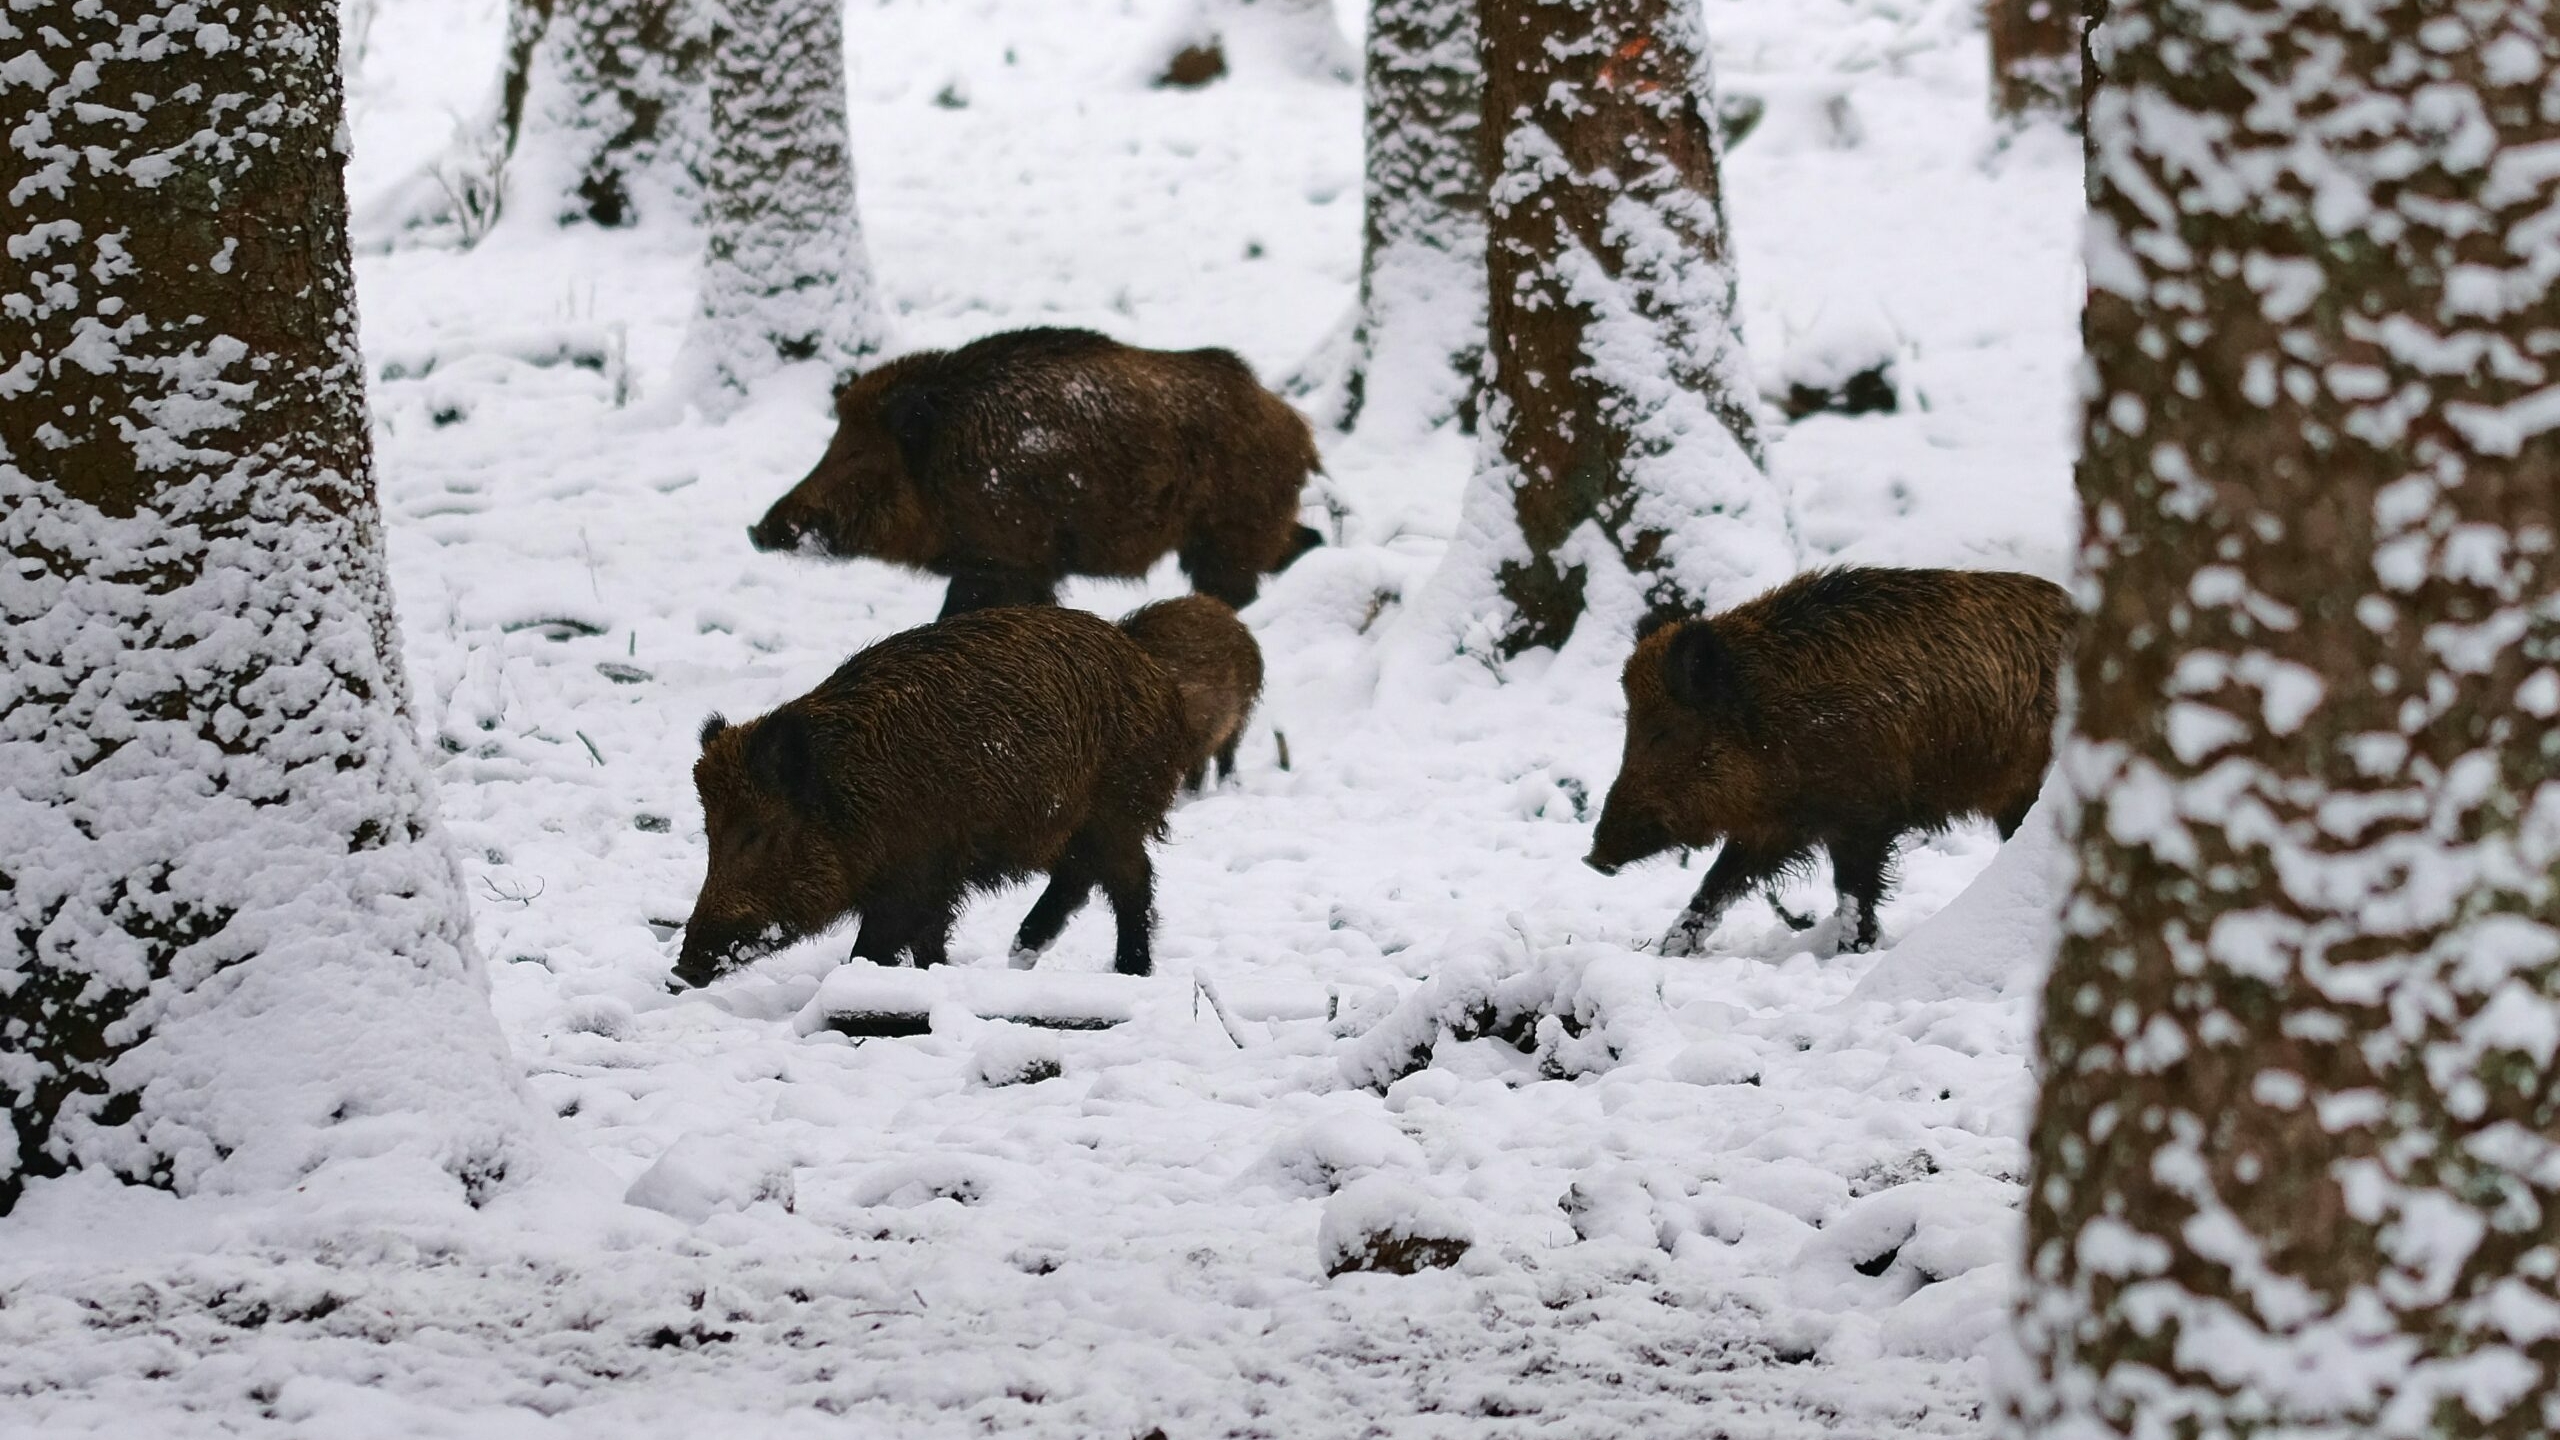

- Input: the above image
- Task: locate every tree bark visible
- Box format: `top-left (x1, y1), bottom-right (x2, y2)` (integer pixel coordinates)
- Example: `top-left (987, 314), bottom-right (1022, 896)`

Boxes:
top-left (680, 0), bottom-right (890, 408)
top-left (550, 0), bottom-right (711, 227)
top-left (368, 0), bottom-right (708, 245)
top-left (2013, 2), bottom-right (2560, 1435)
top-left (1306, 0), bottom-right (1485, 436)
top-left (1986, 0), bottom-right (2078, 121)
top-left (1, 0), bottom-right (532, 1212)
top-left (1471, 0), bottom-right (1792, 654)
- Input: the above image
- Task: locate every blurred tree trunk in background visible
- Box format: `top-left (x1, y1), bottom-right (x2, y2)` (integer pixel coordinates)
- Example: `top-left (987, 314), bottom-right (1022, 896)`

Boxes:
top-left (1987, 0), bottom-right (2077, 121)
top-left (680, 0), bottom-right (890, 409)
top-left (1471, 0), bottom-right (1792, 654)
top-left (373, 0), bottom-right (709, 244)
top-left (342, 0), bottom-right (382, 78)
top-left (549, 0), bottom-right (712, 226)
top-left (1, 0), bottom-right (529, 1213)
top-left (2012, 1), bottom-right (2560, 1435)
top-left (1294, 0), bottom-right (1485, 437)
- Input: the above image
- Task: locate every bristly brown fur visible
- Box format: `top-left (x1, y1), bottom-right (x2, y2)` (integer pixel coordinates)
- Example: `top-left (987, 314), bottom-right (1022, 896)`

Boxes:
top-left (1587, 565), bottom-right (2072, 954)
top-left (750, 327), bottom-right (1322, 618)
top-left (675, 606), bottom-right (1189, 985)
top-left (1119, 595), bottom-right (1264, 791)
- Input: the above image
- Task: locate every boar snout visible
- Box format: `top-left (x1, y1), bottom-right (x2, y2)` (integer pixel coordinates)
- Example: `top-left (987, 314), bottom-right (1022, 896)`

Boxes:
top-left (1586, 798), bottom-right (1673, 877)
top-left (748, 512), bottom-right (802, 553)
top-left (669, 935), bottom-right (726, 989)
top-left (672, 915), bottom-right (766, 989)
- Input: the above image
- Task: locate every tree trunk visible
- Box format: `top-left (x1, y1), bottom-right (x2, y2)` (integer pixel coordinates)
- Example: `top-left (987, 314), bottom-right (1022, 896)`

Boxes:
top-left (1297, 0), bottom-right (1485, 436)
top-left (1, 1), bottom-right (534, 1213)
top-left (2012, 2), bottom-right (2560, 1435)
top-left (1470, 0), bottom-right (1792, 654)
top-left (367, 0), bottom-right (708, 245)
top-left (1986, 0), bottom-right (2077, 121)
top-left (550, 0), bottom-right (711, 227)
top-left (680, 0), bottom-right (890, 408)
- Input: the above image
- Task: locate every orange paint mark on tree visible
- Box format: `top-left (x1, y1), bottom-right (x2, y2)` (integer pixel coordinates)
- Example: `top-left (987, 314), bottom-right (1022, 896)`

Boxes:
top-left (1597, 34), bottom-right (1653, 90)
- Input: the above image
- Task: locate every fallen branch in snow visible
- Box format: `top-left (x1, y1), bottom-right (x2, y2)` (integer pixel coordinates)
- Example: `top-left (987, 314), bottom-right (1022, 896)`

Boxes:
top-left (789, 964), bottom-right (1331, 1040)
top-left (481, 875), bottom-right (546, 908)
top-left (1193, 975), bottom-right (1264, 1047)
top-left (795, 966), bottom-right (1144, 1038)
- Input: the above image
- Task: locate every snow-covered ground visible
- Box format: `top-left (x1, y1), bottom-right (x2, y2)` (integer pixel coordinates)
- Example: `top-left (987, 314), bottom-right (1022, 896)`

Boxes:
top-left (0, 0), bottom-right (2081, 1432)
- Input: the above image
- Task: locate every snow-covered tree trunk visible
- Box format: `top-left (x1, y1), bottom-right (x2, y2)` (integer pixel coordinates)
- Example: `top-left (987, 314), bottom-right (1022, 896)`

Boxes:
top-left (550, 0), bottom-right (710, 227)
top-left (368, 0), bottom-right (708, 244)
top-left (1299, 0), bottom-right (1484, 436)
top-left (2011, 1), bottom-right (2560, 1435)
top-left (678, 0), bottom-right (889, 409)
top-left (1, 1), bottom-right (538, 1214)
top-left (1986, 0), bottom-right (2077, 121)
top-left (1467, 0), bottom-right (1793, 654)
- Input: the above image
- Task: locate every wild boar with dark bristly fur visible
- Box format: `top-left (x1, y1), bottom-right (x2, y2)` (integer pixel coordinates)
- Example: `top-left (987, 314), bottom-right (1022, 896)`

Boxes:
top-left (1586, 566), bottom-right (2071, 955)
top-left (673, 607), bottom-right (1189, 987)
top-left (1119, 595), bottom-right (1264, 791)
top-left (750, 327), bottom-right (1325, 618)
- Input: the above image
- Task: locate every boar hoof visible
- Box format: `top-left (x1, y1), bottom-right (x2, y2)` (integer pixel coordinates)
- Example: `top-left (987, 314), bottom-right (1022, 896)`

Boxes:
top-left (1658, 921), bottom-right (1711, 959)
top-left (1007, 946), bottom-right (1040, 971)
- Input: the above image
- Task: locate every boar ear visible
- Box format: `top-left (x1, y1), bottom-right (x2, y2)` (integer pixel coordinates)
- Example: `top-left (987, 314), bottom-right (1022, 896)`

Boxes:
top-left (879, 382), bottom-right (938, 480)
top-left (1661, 623), bottom-right (1745, 713)
top-left (698, 713), bottom-right (729, 749)
top-left (744, 712), bottom-right (820, 805)
top-left (1633, 605), bottom-right (1691, 645)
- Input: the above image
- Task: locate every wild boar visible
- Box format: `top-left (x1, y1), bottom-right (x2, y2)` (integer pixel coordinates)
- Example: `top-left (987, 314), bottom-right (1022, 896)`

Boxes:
top-left (749, 327), bottom-right (1324, 618)
top-left (673, 606), bottom-right (1188, 985)
top-left (1118, 595), bottom-right (1264, 791)
top-left (1586, 566), bottom-right (2070, 954)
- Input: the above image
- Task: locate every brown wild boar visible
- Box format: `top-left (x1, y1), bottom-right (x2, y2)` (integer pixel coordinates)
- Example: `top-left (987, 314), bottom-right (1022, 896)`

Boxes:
top-left (749, 327), bottom-right (1324, 618)
top-left (1119, 595), bottom-right (1264, 791)
top-left (1586, 566), bottom-right (2070, 955)
top-left (673, 607), bottom-right (1188, 986)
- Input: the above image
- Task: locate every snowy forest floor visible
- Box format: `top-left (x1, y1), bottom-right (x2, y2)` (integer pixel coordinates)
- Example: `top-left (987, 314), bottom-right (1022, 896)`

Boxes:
top-left (0, 0), bottom-right (2082, 1433)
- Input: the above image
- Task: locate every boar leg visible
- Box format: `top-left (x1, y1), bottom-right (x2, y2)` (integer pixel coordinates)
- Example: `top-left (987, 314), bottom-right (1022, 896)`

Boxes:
top-left (905, 894), bottom-right (960, 969)
top-left (850, 911), bottom-right (910, 964)
top-left (850, 872), bottom-right (962, 967)
top-left (1095, 846), bottom-right (1158, 978)
top-left (1012, 867), bottom-right (1097, 962)
top-left (1824, 829), bottom-right (1899, 954)
top-left (1213, 734), bottom-right (1240, 784)
top-left (939, 566), bottom-right (1059, 619)
top-left (1663, 843), bottom-right (1806, 958)
top-left (1765, 886), bottom-right (1819, 932)
top-left (1178, 542), bottom-right (1260, 611)
top-left (1993, 795), bottom-right (2035, 841)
